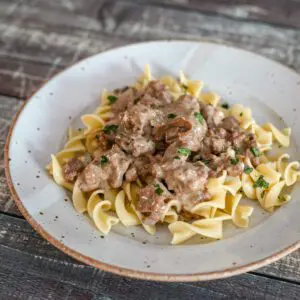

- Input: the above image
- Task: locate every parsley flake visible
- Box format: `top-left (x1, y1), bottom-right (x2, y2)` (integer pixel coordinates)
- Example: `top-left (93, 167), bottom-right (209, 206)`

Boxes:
top-left (100, 155), bottom-right (109, 165)
top-left (103, 124), bottom-right (119, 134)
top-left (168, 113), bottom-right (177, 119)
top-left (244, 166), bottom-right (253, 174)
top-left (250, 147), bottom-right (261, 157)
top-left (177, 147), bottom-right (191, 156)
top-left (240, 112), bottom-right (244, 117)
top-left (194, 112), bottom-right (204, 124)
top-left (174, 156), bottom-right (181, 160)
top-left (154, 184), bottom-right (163, 195)
top-left (231, 158), bottom-right (239, 165)
top-left (253, 175), bottom-right (269, 189)
top-left (200, 158), bottom-right (210, 165)
top-left (221, 103), bottom-right (229, 109)
top-left (107, 95), bottom-right (118, 104)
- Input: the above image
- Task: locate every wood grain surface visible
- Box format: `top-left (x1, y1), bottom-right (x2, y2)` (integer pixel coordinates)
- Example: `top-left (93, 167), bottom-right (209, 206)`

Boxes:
top-left (1, 0), bottom-right (300, 299)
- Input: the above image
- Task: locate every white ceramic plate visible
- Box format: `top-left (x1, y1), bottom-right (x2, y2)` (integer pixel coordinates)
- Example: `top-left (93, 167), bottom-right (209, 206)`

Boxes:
top-left (5, 41), bottom-right (300, 281)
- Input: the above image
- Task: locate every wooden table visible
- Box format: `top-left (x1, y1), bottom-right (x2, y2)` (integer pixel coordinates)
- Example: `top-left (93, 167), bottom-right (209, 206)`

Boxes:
top-left (1, 0), bottom-right (300, 298)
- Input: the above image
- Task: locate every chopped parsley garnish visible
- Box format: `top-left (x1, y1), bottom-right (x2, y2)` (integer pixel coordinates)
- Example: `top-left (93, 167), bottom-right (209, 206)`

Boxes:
top-left (253, 175), bottom-right (269, 189)
top-left (240, 112), bottom-right (244, 117)
top-left (100, 155), bottom-right (109, 165)
top-left (168, 113), bottom-right (177, 119)
top-left (250, 147), bottom-right (261, 157)
top-left (194, 112), bottom-right (204, 124)
top-left (261, 190), bottom-right (265, 198)
top-left (200, 158), bottom-right (210, 165)
top-left (278, 195), bottom-right (285, 202)
top-left (221, 103), bottom-right (229, 109)
top-left (103, 124), bottom-right (119, 134)
top-left (107, 95), bottom-right (118, 104)
top-left (177, 147), bottom-right (191, 156)
top-left (244, 166), bottom-right (253, 174)
top-left (174, 156), bottom-right (180, 160)
top-left (231, 158), bottom-right (239, 165)
top-left (154, 184), bottom-right (163, 195)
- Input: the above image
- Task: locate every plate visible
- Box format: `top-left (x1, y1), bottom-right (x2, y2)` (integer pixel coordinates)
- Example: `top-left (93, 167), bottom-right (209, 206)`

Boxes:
top-left (5, 41), bottom-right (300, 281)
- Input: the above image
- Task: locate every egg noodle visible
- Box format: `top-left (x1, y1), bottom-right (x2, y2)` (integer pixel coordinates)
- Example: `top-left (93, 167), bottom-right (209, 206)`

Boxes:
top-left (47, 65), bottom-right (299, 245)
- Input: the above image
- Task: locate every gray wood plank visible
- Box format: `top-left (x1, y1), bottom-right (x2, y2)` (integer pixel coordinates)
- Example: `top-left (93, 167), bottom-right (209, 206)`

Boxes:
top-left (0, 0), bottom-right (300, 98)
top-left (0, 96), bottom-right (22, 215)
top-left (128, 0), bottom-right (300, 29)
top-left (1, 213), bottom-right (300, 300)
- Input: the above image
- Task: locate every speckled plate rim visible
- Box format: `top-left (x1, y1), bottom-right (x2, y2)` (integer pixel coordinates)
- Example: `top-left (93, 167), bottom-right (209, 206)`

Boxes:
top-left (4, 40), bottom-right (300, 282)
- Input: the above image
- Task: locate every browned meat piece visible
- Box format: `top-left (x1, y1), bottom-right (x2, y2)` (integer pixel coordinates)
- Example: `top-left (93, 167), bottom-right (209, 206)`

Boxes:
top-left (181, 189), bottom-right (212, 211)
top-left (95, 131), bottom-right (111, 151)
top-left (62, 154), bottom-right (91, 183)
top-left (125, 155), bottom-right (157, 182)
top-left (200, 127), bottom-right (230, 156)
top-left (144, 81), bottom-right (168, 99)
top-left (101, 145), bottom-right (132, 188)
top-left (78, 163), bottom-right (107, 192)
top-left (226, 161), bottom-right (245, 177)
top-left (153, 117), bottom-right (193, 143)
top-left (171, 95), bottom-right (200, 115)
top-left (230, 131), bottom-right (246, 150)
top-left (220, 116), bottom-right (240, 131)
top-left (162, 142), bottom-right (189, 162)
top-left (215, 128), bottom-right (228, 139)
top-left (116, 134), bottom-right (155, 157)
top-left (119, 104), bottom-right (155, 136)
top-left (136, 181), bottom-right (170, 225)
top-left (139, 81), bottom-right (173, 108)
top-left (202, 136), bottom-right (228, 155)
top-left (245, 149), bottom-right (260, 167)
top-left (140, 92), bottom-right (172, 108)
top-left (211, 138), bottom-right (227, 154)
top-left (125, 166), bottom-right (138, 182)
top-left (181, 120), bottom-right (208, 151)
top-left (200, 104), bottom-right (224, 128)
top-left (78, 145), bottom-right (131, 191)
top-left (163, 161), bottom-right (209, 194)
top-left (111, 87), bottom-right (139, 114)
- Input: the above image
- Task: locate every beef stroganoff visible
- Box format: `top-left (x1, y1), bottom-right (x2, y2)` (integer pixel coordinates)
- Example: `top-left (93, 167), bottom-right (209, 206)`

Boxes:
top-left (47, 65), bottom-right (299, 244)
